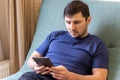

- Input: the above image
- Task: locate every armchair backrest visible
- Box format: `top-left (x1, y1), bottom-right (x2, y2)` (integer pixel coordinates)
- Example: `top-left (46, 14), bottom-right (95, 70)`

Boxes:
top-left (22, 0), bottom-right (120, 80)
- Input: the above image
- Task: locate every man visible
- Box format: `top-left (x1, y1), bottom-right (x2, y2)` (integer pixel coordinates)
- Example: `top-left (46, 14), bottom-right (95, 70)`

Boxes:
top-left (19, 0), bottom-right (108, 80)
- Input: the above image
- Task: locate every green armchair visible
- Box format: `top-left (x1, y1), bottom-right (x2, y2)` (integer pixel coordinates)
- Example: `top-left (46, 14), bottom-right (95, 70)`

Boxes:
top-left (4, 0), bottom-right (120, 80)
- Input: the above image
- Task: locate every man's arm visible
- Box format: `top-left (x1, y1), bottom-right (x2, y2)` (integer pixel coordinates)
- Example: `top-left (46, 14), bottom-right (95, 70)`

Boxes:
top-left (27, 51), bottom-right (51, 74)
top-left (50, 65), bottom-right (108, 80)
top-left (69, 68), bottom-right (108, 80)
top-left (27, 51), bottom-right (43, 69)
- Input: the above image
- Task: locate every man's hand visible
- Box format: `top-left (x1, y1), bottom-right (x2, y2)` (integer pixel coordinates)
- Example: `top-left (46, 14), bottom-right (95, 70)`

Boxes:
top-left (49, 65), bottom-right (71, 80)
top-left (34, 65), bottom-right (50, 75)
top-left (49, 65), bottom-right (108, 80)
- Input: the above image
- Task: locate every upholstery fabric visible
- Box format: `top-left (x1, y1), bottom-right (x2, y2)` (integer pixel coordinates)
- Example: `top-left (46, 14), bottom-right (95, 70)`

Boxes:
top-left (4, 0), bottom-right (120, 80)
top-left (108, 48), bottom-right (120, 80)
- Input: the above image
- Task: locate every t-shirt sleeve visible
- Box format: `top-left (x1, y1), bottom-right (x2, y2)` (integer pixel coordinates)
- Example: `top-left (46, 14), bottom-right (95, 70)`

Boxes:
top-left (35, 32), bottom-right (56, 56)
top-left (92, 41), bottom-right (108, 69)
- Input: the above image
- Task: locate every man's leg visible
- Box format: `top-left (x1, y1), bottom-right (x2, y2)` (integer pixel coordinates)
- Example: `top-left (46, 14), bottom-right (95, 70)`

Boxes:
top-left (18, 71), bottom-right (56, 80)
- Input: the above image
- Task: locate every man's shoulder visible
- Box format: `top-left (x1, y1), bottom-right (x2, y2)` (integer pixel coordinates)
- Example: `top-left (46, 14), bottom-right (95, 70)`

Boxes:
top-left (89, 34), bottom-right (106, 46)
top-left (50, 30), bottom-right (67, 37)
top-left (89, 34), bottom-right (102, 41)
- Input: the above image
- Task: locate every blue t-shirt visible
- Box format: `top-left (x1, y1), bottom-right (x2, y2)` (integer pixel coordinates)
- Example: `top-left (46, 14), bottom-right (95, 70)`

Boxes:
top-left (36, 31), bottom-right (108, 75)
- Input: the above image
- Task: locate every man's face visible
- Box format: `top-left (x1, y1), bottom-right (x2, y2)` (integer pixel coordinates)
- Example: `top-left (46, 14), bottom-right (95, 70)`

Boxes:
top-left (65, 12), bottom-right (91, 38)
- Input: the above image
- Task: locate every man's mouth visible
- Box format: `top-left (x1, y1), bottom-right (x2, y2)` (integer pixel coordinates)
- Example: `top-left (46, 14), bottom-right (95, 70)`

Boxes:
top-left (70, 31), bottom-right (78, 36)
top-left (71, 30), bottom-right (77, 34)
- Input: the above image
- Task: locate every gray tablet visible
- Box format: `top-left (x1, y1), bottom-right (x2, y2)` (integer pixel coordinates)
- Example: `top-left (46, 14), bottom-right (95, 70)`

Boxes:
top-left (32, 57), bottom-right (54, 67)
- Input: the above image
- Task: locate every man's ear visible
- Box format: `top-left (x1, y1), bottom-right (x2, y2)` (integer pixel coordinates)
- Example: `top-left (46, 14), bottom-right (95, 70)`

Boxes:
top-left (87, 16), bottom-right (91, 25)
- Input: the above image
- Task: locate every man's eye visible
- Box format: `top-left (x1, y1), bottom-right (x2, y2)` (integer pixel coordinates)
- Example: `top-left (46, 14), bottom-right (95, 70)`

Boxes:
top-left (74, 21), bottom-right (80, 24)
top-left (66, 21), bottom-right (71, 24)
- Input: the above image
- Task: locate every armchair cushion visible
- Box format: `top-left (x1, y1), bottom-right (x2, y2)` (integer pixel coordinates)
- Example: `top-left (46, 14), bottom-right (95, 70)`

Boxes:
top-left (108, 48), bottom-right (120, 80)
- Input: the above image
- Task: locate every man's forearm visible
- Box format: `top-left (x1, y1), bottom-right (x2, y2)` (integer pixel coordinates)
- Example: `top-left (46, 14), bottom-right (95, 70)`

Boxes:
top-left (27, 51), bottom-right (43, 70)
top-left (69, 71), bottom-right (107, 80)
top-left (69, 72), bottom-right (102, 80)
top-left (27, 58), bottom-right (35, 70)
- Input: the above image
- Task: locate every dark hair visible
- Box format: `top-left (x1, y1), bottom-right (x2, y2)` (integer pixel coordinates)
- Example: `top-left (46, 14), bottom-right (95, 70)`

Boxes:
top-left (64, 0), bottom-right (90, 19)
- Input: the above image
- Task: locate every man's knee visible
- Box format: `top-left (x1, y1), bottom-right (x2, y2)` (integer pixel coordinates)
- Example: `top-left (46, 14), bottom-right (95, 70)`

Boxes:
top-left (19, 72), bottom-right (37, 80)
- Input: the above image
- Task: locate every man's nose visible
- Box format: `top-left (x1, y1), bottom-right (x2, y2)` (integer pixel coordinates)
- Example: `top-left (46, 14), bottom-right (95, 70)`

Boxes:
top-left (70, 23), bottom-right (76, 29)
